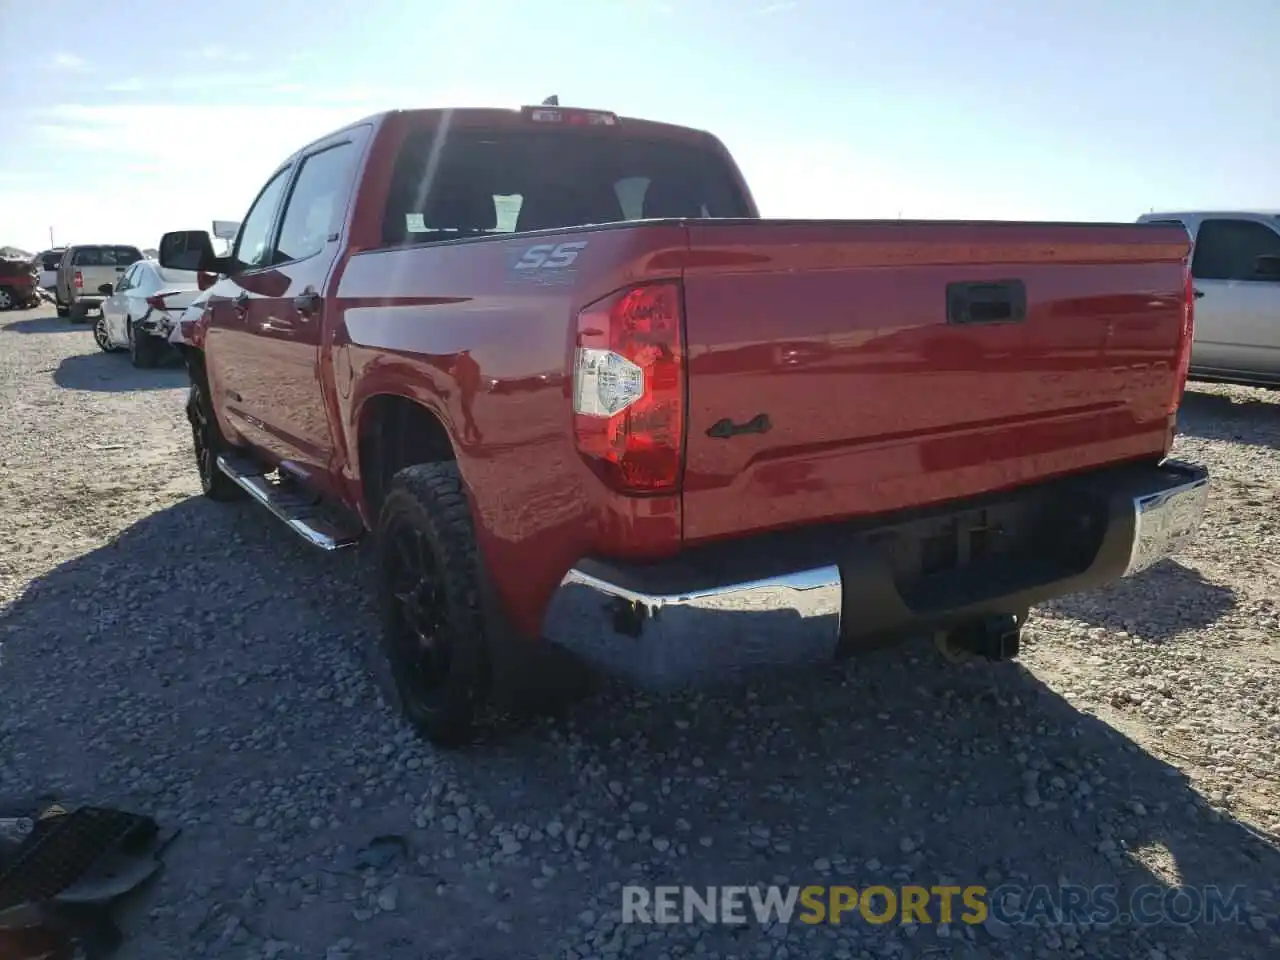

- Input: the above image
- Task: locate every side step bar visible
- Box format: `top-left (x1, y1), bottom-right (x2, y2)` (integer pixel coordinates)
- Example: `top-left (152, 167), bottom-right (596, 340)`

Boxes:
top-left (216, 454), bottom-right (362, 551)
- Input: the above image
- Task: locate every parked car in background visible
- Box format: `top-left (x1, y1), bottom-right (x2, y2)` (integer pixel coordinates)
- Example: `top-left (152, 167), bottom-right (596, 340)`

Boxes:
top-left (1138, 210), bottom-right (1280, 387)
top-left (34, 248), bottom-right (65, 291)
top-left (0, 257), bottom-right (40, 310)
top-left (94, 259), bottom-right (200, 367)
top-left (54, 244), bottom-right (145, 320)
top-left (169, 284), bottom-right (214, 351)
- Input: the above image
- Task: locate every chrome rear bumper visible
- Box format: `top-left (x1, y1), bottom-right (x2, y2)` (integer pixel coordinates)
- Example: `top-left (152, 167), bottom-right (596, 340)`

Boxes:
top-left (543, 566), bottom-right (842, 688)
top-left (541, 460), bottom-right (1209, 689)
top-left (1122, 465), bottom-right (1210, 577)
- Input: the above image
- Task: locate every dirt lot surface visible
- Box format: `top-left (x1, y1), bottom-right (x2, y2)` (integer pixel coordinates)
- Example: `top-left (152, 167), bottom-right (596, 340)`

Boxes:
top-left (2, 306), bottom-right (1278, 959)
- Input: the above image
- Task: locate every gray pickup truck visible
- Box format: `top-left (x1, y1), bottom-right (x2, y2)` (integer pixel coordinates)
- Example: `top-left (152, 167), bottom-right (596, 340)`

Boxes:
top-left (55, 244), bottom-right (145, 320)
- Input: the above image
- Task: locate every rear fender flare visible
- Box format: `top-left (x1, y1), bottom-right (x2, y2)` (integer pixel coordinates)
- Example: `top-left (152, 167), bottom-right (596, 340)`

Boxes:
top-left (346, 366), bottom-right (460, 518)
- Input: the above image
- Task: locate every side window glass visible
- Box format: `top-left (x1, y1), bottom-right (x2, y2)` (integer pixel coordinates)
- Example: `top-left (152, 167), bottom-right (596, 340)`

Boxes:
top-left (116, 265), bottom-right (134, 292)
top-left (232, 168), bottom-right (292, 269)
top-left (1192, 219), bottom-right (1280, 281)
top-left (272, 142), bottom-right (356, 264)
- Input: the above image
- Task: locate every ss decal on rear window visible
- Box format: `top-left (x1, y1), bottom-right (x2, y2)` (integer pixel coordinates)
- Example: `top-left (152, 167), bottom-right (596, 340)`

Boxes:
top-left (514, 241), bottom-right (587, 270)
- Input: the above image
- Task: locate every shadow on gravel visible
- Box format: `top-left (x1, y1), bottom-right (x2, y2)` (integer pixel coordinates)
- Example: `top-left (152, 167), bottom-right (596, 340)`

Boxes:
top-left (1041, 559), bottom-right (1237, 643)
top-left (52, 351), bottom-right (186, 393)
top-left (2, 312), bottom-right (71, 334)
top-left (1178, 386), bottom-right (1280, 448)
top-left (2, 500), bottom-right (1277, 959)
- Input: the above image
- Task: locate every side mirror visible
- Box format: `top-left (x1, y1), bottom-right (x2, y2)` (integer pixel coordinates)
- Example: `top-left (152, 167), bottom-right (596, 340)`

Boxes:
top-left (1255, 254), bottom-right (1280, 279)
top-left (98, 283), bottom-right (114, 296)
top-left (158, 230), bottom-right (222, 273)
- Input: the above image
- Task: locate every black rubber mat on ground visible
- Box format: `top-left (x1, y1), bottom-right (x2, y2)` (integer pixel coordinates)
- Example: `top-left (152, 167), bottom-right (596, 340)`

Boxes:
top-left (0, 806), bottom-right (157, 912)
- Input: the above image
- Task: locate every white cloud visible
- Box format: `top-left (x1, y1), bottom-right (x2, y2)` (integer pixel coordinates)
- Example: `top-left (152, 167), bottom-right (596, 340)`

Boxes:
top-left (104, 77), bottom-right (146, 93)
top-left (50, 52), bottom-right (88, 71)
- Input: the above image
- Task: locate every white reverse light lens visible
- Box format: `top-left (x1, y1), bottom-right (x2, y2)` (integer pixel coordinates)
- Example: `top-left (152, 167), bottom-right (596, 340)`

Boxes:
top-left (574, 347), bottom-right (644, 417)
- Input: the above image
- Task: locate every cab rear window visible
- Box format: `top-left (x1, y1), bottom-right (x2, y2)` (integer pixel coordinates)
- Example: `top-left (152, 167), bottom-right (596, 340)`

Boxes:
top-left (381, 128), bottom-right (750, 245)
top-left (72, 246), bottom-right (143, 267)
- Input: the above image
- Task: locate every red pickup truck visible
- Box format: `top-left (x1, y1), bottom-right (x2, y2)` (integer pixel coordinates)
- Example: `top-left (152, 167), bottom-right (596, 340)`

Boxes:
top-left (159, 103), bottom-right (1209, 747)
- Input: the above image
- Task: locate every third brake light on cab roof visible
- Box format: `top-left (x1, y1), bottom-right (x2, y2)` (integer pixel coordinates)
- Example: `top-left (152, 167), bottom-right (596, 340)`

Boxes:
top-left (521, 96), bottom-right (619, 127)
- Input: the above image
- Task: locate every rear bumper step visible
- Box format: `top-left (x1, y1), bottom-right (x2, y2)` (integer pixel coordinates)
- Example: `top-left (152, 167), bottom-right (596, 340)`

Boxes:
top-left (216, 454), bottom-right (362, 551)
top-left (541, 459), bottom-right (1210, 689)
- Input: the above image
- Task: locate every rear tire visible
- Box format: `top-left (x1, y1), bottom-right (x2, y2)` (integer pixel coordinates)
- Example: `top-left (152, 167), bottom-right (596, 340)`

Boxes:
top-left (128, 320), bottom-right (163, 368)
top-left (373, 462), bottom-right (491, 748)
top-left (186, 373), bottom-right (244, 502)
top-left (69, 302), bottom-right (89, 323)
top-left (56, 301), bottom-right (69, 318)
top-left (0, 287), bottom-right (15, 311)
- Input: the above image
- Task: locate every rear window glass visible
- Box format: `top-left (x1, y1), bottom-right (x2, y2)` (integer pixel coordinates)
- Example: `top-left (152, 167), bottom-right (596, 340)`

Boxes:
top-left (41, 252), bottom-right (64, 270)
top-left (72, 246), bottom-right (143, 266)
top-left (382, 128), bottom-right (750, 245)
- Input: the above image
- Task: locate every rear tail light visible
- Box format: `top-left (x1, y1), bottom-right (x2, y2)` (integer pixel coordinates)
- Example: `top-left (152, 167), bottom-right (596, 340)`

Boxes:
top-left (73, 270), bottom-right (83, 289)
top-left (145, 294), bottom-right (169, 312)
top-left (1169, 263), bottom-right (1195, 414)
top-left (573, 281), bottom-right (685, 494)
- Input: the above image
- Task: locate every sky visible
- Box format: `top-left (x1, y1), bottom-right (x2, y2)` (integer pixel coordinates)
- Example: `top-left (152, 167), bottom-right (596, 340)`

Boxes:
top-left (1, 0), bottom-right (1276, 254)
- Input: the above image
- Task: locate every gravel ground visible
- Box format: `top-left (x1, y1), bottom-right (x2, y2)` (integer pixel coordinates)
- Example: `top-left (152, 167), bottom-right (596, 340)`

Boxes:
top-left (1, 305), bottom-right (1278, 960)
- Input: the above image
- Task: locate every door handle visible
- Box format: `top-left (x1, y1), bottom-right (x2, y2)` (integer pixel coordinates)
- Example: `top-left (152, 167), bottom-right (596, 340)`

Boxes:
top-left (946, 279), bottom-right (1027, 325)
top-left (292, 290), bottom-right (321, 318)
top-left (233, 291), bottom-right (250, 318)
top-left (1193, 289), bottom-right (1205, 299)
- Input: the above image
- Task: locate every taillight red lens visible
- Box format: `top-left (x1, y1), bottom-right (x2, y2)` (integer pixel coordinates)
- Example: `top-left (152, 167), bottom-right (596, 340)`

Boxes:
top-left (73, 270), bottom-right (83, 288)
top-left (1169, 264), bottom-right (1195, 414)
top-left (573, 281), bottom-right (685, 494)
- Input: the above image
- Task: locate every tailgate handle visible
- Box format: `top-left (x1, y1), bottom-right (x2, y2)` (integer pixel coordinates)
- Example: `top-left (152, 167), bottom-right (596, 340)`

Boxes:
top-left (946, 280), bottom-right (1026, 325)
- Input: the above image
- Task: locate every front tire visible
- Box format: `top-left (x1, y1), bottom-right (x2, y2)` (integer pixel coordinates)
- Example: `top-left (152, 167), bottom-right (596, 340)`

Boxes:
top-left (93, 314), bottom-right (118, 352)
top-left (374, 462), bottom-right (491, 748)
top-left (0, 287), bottom-right (15, 311)
top-left (186, 374), bottom-right (244, 502)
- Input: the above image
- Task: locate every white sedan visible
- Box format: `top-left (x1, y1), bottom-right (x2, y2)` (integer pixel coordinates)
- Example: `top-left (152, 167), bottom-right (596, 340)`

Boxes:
top-left (95, 260), bottom-right (200, 367)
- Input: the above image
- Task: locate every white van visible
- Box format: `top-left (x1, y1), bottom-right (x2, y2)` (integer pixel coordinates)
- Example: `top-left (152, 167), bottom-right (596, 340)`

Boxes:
top-left (1137, 211), bottom-right (1280, 388)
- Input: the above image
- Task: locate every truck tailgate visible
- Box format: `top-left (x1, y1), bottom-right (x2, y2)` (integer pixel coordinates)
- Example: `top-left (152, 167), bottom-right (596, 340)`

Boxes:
top-left (680, 220), bottom-right (1192, 544)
